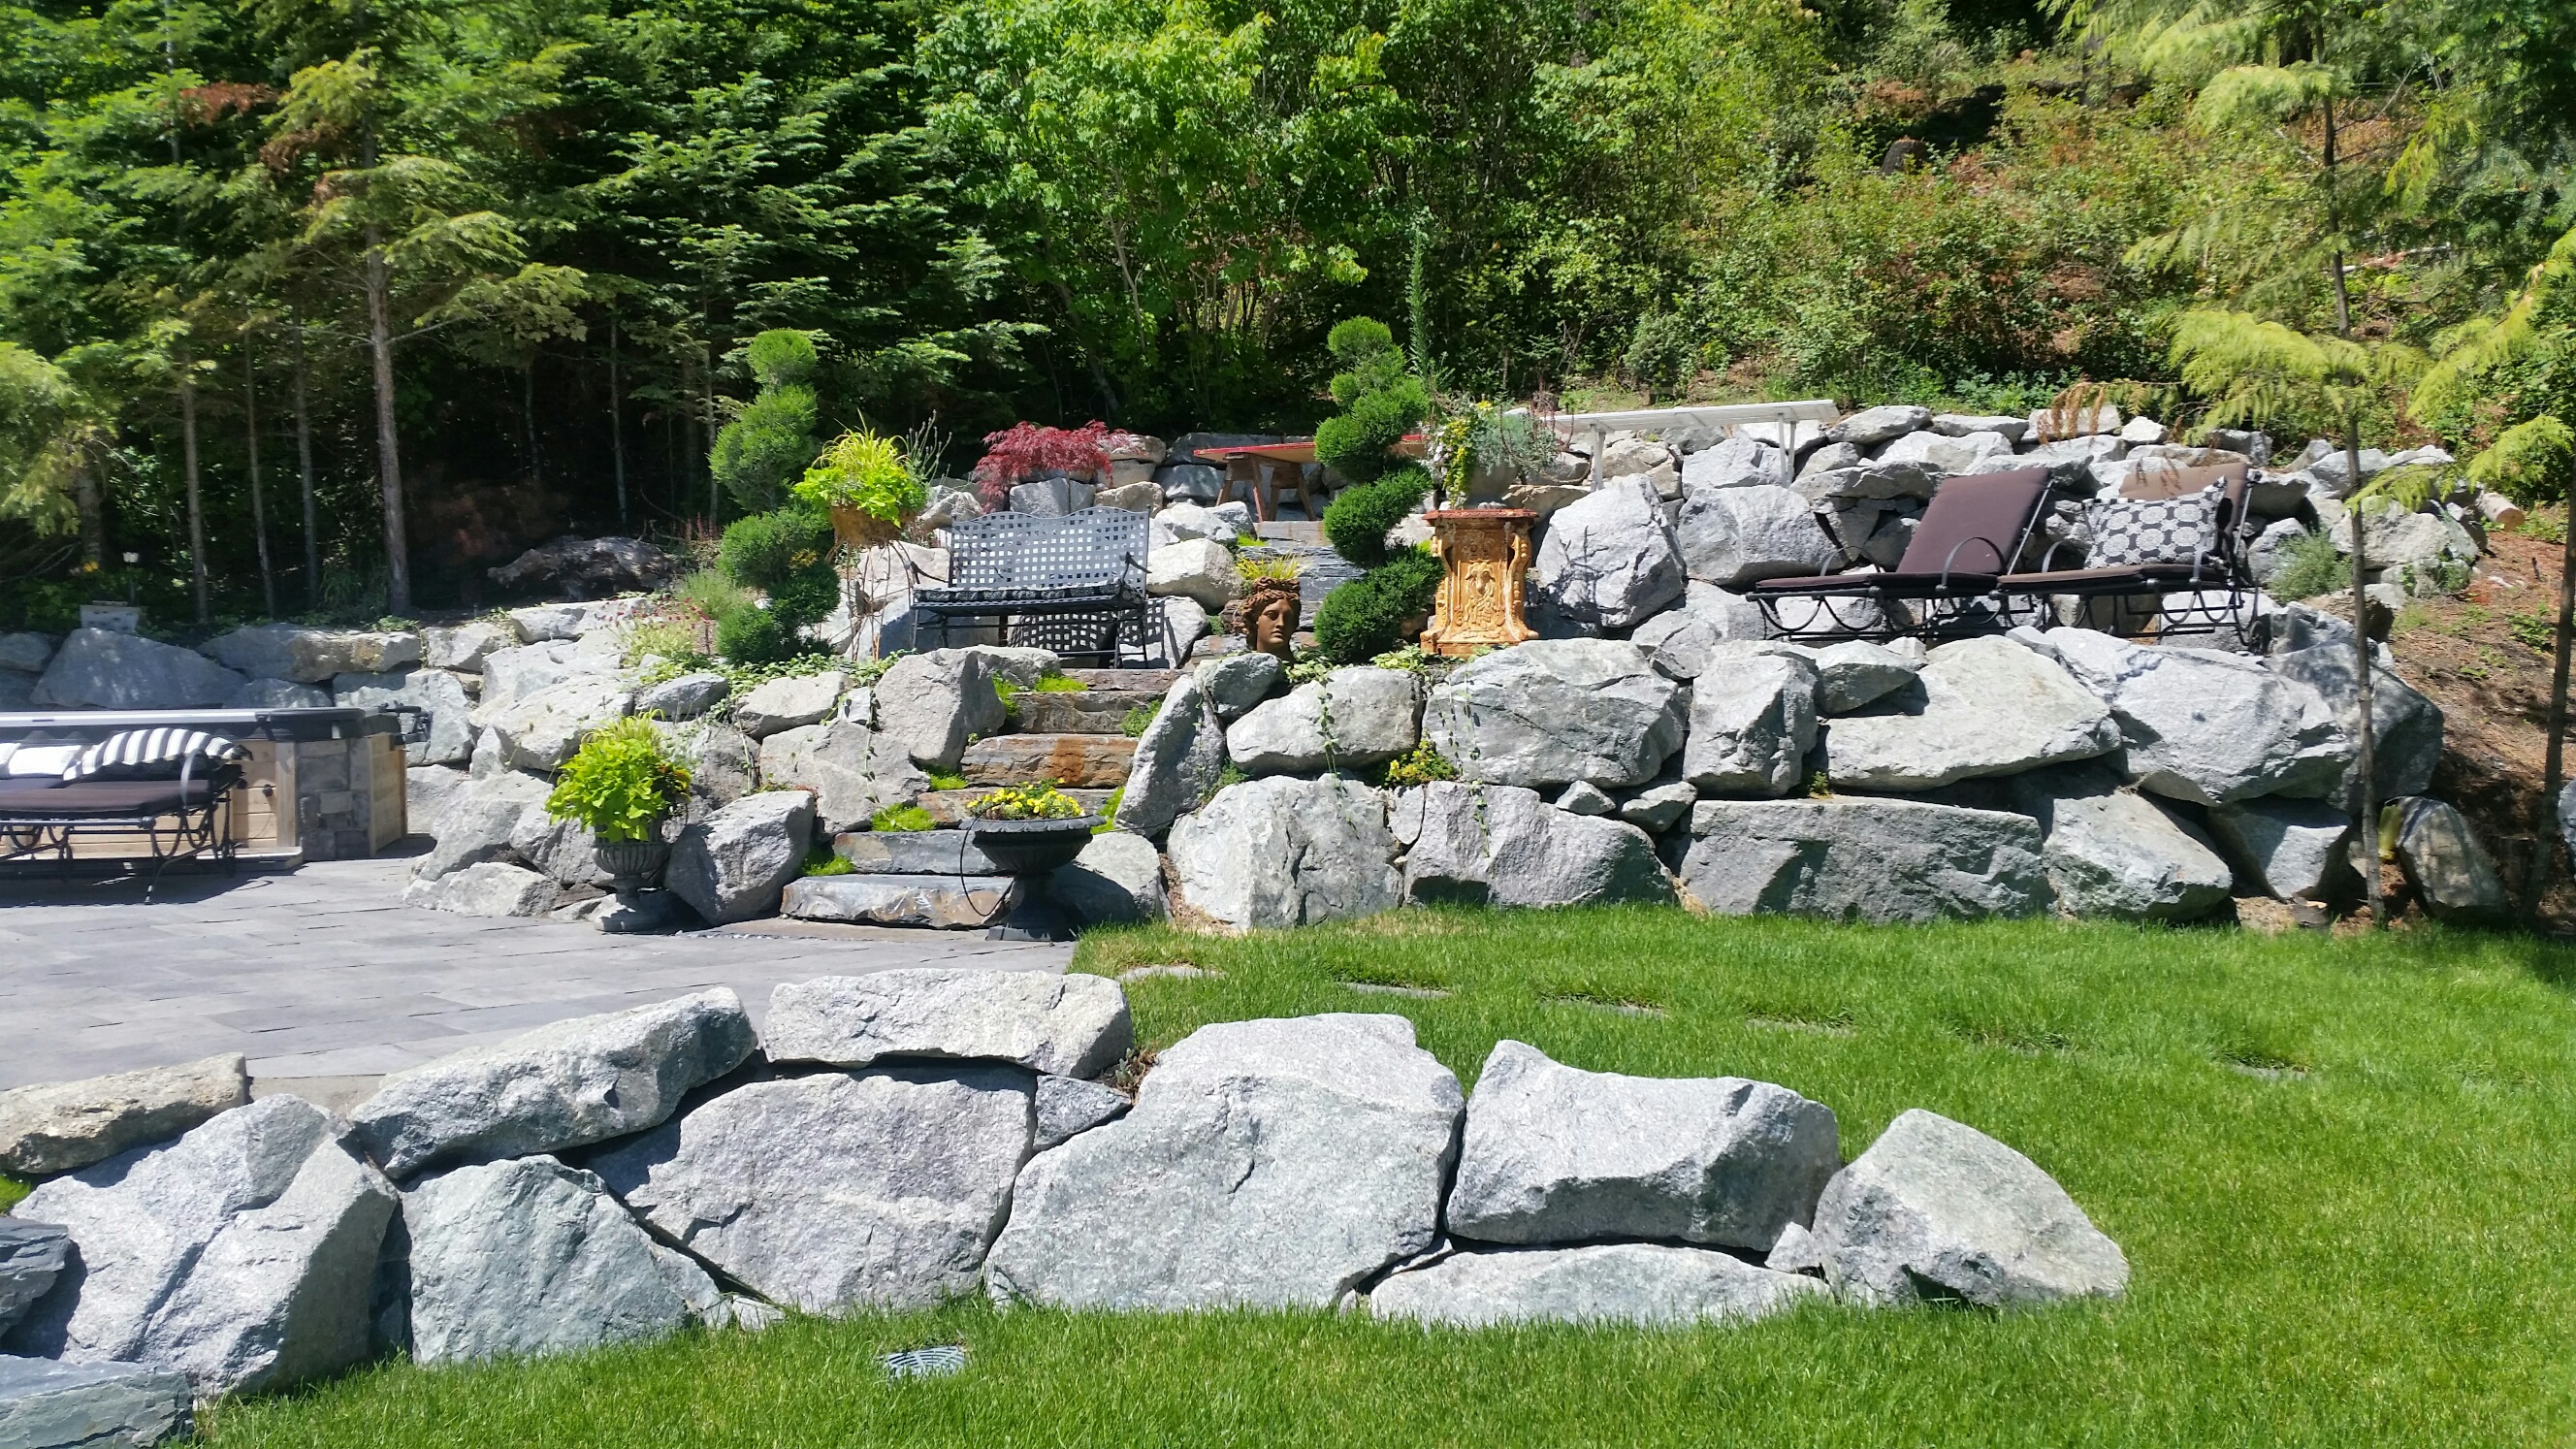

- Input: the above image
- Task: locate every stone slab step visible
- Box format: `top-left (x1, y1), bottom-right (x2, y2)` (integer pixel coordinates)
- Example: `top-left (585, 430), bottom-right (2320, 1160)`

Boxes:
top-left (1062, 667), bottom-right (1178, 692)
top-left (0, 1355), bottom-right (193, 1449)
top-left (1014, 691), bottom-right (1160, 734)
top-left (781, 874), bottom-right (1021, 930)
top-left (957, 734), bottom-right (1136, 789)
top-left (832, 829), bottom-right (1008, 876)
top-left (916, 788), bottom-right (1118, 826)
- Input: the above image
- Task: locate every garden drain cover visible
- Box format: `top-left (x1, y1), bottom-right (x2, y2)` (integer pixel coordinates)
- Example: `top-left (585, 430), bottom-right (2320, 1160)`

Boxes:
top-left (881, 1344), bottom-right (969, 1380)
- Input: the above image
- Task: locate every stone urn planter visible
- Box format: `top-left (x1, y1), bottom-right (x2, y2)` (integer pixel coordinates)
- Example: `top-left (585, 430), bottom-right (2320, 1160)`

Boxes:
top-left (965, 815), bottom-right (1105, 875)
top-left (595, 835), bottom-right (672, 893)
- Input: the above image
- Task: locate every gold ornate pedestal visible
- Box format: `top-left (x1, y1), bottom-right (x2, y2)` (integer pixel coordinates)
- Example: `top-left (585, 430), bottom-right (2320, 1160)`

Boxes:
top-left (1420, 508), bottom-right (1538, 656)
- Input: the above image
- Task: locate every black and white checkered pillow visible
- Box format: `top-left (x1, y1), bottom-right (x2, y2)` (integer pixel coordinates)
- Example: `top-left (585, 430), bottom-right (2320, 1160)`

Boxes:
top-left (2087, 484), bottom-right (2221, 567)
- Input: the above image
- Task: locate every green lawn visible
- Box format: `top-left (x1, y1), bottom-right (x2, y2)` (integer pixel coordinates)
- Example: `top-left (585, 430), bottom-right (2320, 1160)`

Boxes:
top-left (200, 911), bottom-right (2576, 1447)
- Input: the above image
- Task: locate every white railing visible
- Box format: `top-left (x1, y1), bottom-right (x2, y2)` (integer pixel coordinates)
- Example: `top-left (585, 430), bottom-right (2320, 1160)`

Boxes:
top-left (1521, 399), bottom-right (1842, 466)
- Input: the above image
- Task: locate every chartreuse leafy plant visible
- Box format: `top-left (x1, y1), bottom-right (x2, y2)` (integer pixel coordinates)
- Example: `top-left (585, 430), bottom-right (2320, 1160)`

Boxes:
top-left (544, 718), bottom-right (692, 843)
top-left (965, 781), bottom-right (1085, 821)
top-left (794, 430), bottom-right (926, 524)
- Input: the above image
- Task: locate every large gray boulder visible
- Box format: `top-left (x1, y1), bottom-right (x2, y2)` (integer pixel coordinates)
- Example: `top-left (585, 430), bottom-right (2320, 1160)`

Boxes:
top-left (2266, 624), bottom-right (2443, 812)
top-left (30, 629), bottom-right (244, 710)
top-left (666, 790), bottom-right (813, 925)
top-left (1049, 831), bottom-right (1170, 925)
top-left (1819, 636), bottom-right (2118, 790)
top-left (985, 1014), bottom-right (1462, 1310)
top-left (474, 641), bottom-right (588, 716)
top-left (1676, 483), bottom-right (1839, 588)
top-left (506, 802), bottom-right (610, 890)
top-left (1224, 667), bottom-right (1418, 775)
top-left (1678, 435), bottom-right (1793, 492)
top-left (1393, 783), bottom-right (1673, 908)
top-left (661, 719), bottom-right (758, 808)
top-left (0, 1223), bottom-right (71, 1336)
top-left (200, 624), bottom-right (419, 683)
top-left (1683, 649), bottom-right (1819, 797)
top-left (1195, 651), bottom-right (1283, 721)
top-left (755, 721), bottom-right (927, 834)
top-left (1627, 582), bottom-right (1770, 680)
top-left (401, 861), bottom-right (555, 918)
top-left (225, 676), bottom-right (332, 708)
top-left (1444, 1041), bottom-right (1838, 1252)
top-left (409, 770), bottom-right (550, 882)
top-left (1167, 777), bottom-right (1401, 928)
top-left (780, 874), bottom-right (1021, 929)
top-left (347, 988), bottom-right (757, 1179)
top-left (1146, 539), bottom-right (1240, 613)
top-left (1370, 1243), bottom-right (1825, 1329)
top-left (2028, 629), bottom-right (2350, 804)
top-left (594, 1067), bottom-right (1034, 1313)
top-left (2206, 796), bottom-right (2356, 902)
top-left (2022, 777), bottom-right (2233, 921)
top-left (1827, 404), bottom-right (1930, 447)
top-left (1114, 672), bottom-right (1226, 837)
top-left (334, 668), bottom-right (473, 766)
top-left (0, 1054), bottom-right (248, 1177)
top-left (764, 970), bottom-right (1131, 1078)
top-left (1876, 428), bottom-right (2012, 473)
top-left (402, 1155), bottom-right (718, 1366)
top-left (1810, 1109), bottom-right (2128, 1308)
top-left (2386, 797), bottom-right (2509, 922)
top-left (731, 671), bottom-right (847, 740)
top-left (7, 1097), bottom-right (397, 1396)
top-left (1532, 478), bottom-right (1686, 629)
top-left (484, 676), bottom-right (633, 773)
top-left (1422, 639), bottom-right (1686, 790)
top-left (423, 621), bottom-right (518, 673)
top-left (1683, 799), bottom-right (2052, 923)
top-left (0, 632), bottom-right (51, 674)
top-left (875, 650), bottom-right (1006, 772)
top-left (634, 670), bottom-right (728, 722)
top-left (0, 1355), bottom-right (192, 1449)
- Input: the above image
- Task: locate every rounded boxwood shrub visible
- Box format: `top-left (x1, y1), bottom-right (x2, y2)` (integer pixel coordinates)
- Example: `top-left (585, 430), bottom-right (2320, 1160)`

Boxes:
top-left (714, 600), bottom-right (791, 663)
top-left (1323, 465), bottom-right (1430, 570)
top-left (1313, 546), bottom-right (1441, 663)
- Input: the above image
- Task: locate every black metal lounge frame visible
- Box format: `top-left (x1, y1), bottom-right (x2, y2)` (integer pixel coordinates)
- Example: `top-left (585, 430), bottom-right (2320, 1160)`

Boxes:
top-left (0, 755), bottom-right (247, 899)
top-left (1996, 463), bottom-right (2266, 647)
top-left (913, 506), bottom-right (1153, 664)
top-left (1753, 467), bottom-right (2058, 645)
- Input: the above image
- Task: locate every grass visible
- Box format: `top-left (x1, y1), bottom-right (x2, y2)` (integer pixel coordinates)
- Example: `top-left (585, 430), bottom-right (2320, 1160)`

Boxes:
top-left (0, 1174), bottom-right (25, 1213)
top-left (196, 910), bottom-right (2576, 1447)
top-left (800, 845), bottom-right (853, 877)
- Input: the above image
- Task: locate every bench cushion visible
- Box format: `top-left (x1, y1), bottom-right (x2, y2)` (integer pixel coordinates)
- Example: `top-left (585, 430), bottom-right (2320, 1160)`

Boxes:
top-left (0, 777), bottom-right (219, 817)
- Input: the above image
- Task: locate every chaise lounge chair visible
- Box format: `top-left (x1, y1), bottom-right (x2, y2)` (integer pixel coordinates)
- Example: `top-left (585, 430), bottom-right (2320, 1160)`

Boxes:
top-left (1752, 466), bottom-right (2056, 644)
top-left (1996, 461), bottom-right (2263, 643)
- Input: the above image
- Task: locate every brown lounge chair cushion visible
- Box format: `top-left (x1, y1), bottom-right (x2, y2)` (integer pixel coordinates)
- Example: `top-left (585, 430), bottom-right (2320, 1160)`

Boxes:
top-left (1750, 467), bottom-right (2055, 597)
top-left (0, 777), bottom-right (218, 818)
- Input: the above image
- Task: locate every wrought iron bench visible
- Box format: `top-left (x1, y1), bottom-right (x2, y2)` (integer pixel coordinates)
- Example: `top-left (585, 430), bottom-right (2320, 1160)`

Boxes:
top-left (914, 507), bottom-right (1152, 663)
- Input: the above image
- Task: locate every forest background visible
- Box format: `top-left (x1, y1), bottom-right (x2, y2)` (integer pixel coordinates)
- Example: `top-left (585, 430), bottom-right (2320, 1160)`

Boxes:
top-left (0, 0), bottom-right (2568, 624)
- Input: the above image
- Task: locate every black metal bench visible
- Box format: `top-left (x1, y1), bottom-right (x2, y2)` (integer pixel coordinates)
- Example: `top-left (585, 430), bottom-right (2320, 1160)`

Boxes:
top-left (0, 742), bottom-right (247, 897)
top-left (914, 507), bottom-right (1152, 663)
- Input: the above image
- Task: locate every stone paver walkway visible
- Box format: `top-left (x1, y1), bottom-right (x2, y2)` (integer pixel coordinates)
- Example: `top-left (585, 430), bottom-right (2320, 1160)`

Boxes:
top-left (0, 858), bottom-right (1070, 1091)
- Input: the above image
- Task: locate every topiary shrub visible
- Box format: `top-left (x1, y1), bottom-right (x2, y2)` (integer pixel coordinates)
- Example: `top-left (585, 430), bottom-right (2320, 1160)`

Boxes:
top-left (1313, 546), bottom-right (1441, 663)
top-left (1315, 315), bottom-right (1434, 575)
top-left (1323, 465), bottom-right (1430, 569)
top-left (714, 600), bottom-right (790, 663)
top-left (718, 505), bottom-right (839, 646)
top-left (709, 330), bottom-right (822, 515)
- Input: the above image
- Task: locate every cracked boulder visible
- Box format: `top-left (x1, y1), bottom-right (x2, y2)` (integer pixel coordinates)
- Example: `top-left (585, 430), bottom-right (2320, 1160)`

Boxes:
top-left (1391, 783), bottom-right (1673, 908)
top-left (1423, 639), bottom-right (1686, 790)
top-left (1168, 776), bottom-right (1401, 928)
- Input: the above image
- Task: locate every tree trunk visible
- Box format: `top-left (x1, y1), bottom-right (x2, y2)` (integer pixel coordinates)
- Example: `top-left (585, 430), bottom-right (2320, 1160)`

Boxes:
top-left (365, 231), bottom-right (412, 616)
top-left (244, 347), bottom-right (275, 619)
top-left (2321, 92), bottom-right (2385, 928)
top-left (73, 461), bottom-right (104, 567)
top-left (294, 324), bottom-right (320, 605)
top-left (701, 349), bottom-right (719, 524)
top-left (523, 363), bottom-right (540, 488)
top-left (177, 343), bottom-right (209, 623)
top-left (608, 317), bottom-right (628, 531)
top-left (2534, 505), bottom-right (2576, 918)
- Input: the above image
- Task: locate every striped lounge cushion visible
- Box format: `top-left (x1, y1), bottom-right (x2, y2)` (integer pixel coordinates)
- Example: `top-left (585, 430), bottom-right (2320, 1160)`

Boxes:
top-left (64, 728), bottom-right (248, 782)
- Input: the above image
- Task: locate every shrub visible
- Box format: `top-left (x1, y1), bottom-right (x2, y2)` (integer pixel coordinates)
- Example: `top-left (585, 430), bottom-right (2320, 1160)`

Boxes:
top-left (709, 330), bottom-right (822, 515)
top-left (1120, 700), bottom-right (1161, 737)
top-left (1322, 466), bottom-right (1430, 569)
top-left (1314, 315), bottom-right (1430, 497)
top-left (869, 802), bottom-right (937, 832)
top-left (544, 718), bottom-right (692, 843)
top-left (1314, 546), bottom-right (1442, 663)
top-left (969, 421), bottom-right (1121, 509)
top-left (2268, 530), bottom-right (2351, 601)
top-left (624, 610), bottom-right (711, 669)
top-left (718, 506), bottom-right (840, 641)
top-left (1377, 739), bottom-right (1458, 789)
top-left (1625, 312), bottom-right (1699, 402)
top-left (966, 781), bottom-right (1086, 820)
top-left (714, 602), bottom-right (790, 663)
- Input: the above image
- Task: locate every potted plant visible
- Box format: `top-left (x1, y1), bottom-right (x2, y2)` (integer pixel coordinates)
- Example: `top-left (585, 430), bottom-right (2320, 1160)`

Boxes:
top-left (796, 429), bottom-right (928, 552)
top-left (545, 718), bottom-right (694, 892)
top-left (1234, 554), bottom-right (1304, 659)
top-left (961, 781), bottom-right (1101, 873)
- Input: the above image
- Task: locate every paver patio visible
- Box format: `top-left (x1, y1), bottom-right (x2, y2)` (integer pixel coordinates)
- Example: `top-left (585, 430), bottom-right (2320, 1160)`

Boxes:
top-left (0, 856), bottom-right (1070, 1091)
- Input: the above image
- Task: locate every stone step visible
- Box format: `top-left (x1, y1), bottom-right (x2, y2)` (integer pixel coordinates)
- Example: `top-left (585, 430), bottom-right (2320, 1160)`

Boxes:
top-left (1013, 691), bottom-right (1160, 734)
top-left (831, 829), bottom-right (1008, 876)
top-left (956, 734), bottom-right (1136, 789)
top-left (781, 874), bottom-right (1019, 930)
top-left (916, 787), bottom-right (1118, 826)
top-left (1062, 667), bottom-right (1178, 692)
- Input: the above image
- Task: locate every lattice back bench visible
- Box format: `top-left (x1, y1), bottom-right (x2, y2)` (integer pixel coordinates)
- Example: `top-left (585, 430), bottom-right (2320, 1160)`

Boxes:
top-left (913, 506), bottom-right (1152, 663)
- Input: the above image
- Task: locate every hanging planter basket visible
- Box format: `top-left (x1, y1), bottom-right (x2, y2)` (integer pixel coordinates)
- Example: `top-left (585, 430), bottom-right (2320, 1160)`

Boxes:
top-left (829, 505), bottom-right (905, 552)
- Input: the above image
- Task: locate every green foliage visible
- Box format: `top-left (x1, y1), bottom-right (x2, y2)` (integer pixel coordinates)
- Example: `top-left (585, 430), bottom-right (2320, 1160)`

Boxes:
top-left (1033, 673), bottom-right (1088, 692)
top-left (710, 330), bottom-right (826, 515)
top-left (1238, 554), bottom-right (1303, 587)
top-left (2507, 610), bottom-right (2559, 652)
top-left (967, 781), bottom-right (1085, 820)
top-left (1375, 739), bottom-right (1458, 789)
top-left (1314, 316), bottom-right (1429, 492)
top-left (714, 604), bottom-right (790, 665)
top-left (1625, 312), bottom-right (1700, 402)
top-left (624, 613), bottom-right (711, 670)
top-left (1095, 784), bottom-right (1124, 833)
top-left (795, 431), bottom-right (927, 523)
top-left (924, 770), bottom-right (971, 791)
top-left (1368, 643), bottom-right (1433, 673)
top-left (869, 802), bottom-right (937, 832)
top-left (717, 508), bottom-right (840, 653)
top-left (0, 1174), bottom-right (26, 1213)
top-left (802, 845), bottom-right (854, 877)
top-left (850, 651), bottom-right (910, 688)
top-left (2467, 419), bottom-right (2576, 506)
top-left (720, 508), bottom-right (834, 594)
top-left (2268, 530), bottom-right (2353, 601)
top-left (1314, 546), bottom-right (1442, 663)
top-left (544, 719), bottom-right (692, 843)
top-left (1120, 700), bottom-right (1161, 737)
top-left (2168, 312), bottom-right (2424, 442)
top-left (1322, 467), bottom-right (1431, 570)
